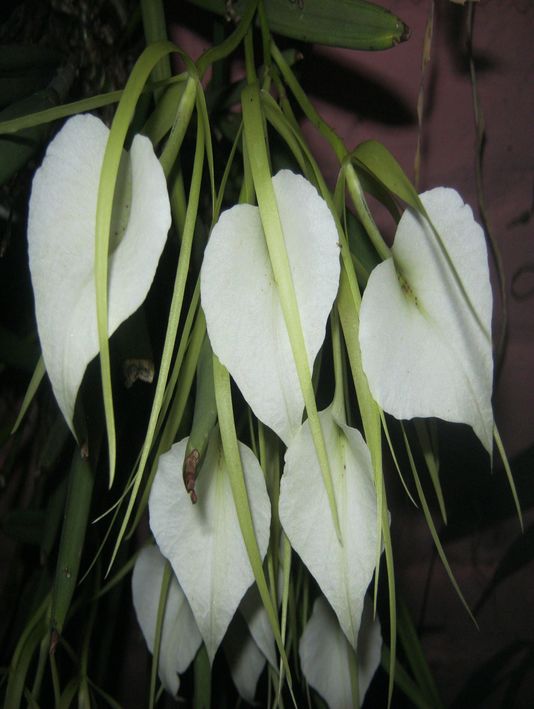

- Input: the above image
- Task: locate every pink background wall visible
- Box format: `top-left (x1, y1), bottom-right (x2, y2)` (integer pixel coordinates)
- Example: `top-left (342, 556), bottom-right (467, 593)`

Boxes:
top-left (172, 2), bottom-right (534, 704)
top-left (299, 1), bottom-right (534, 463)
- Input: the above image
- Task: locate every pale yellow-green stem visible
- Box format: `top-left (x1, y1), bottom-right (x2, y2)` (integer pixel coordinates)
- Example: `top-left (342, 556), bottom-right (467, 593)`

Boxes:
top-left (344, 162), bottom-right (392, 263)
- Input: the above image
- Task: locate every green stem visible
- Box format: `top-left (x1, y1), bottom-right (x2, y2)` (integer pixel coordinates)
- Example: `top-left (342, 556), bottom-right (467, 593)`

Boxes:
top-left (196, 0), bottom-right (259, 78)
top-left (344, 162), bottom-right (392, 262)
top-left (330, 307), bottom-right (346, 422)
top-left (159, 74), bottom-right (197, 177)
top-left (244, 27), bottom-right (257, 84)
top-left (183, 336), bottom-right (218, 503)
top-left (51, 450), bottom-right (95, 637)
top-left (271, 41), bottom-right (345, 162)
top-left (140, 0), bottom-right (172, 95)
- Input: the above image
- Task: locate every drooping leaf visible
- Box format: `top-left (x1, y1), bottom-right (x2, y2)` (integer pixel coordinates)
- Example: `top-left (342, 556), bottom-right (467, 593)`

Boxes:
top-left (149, 431), bottom-right (271, 663)
top-left (359, 187), bottom-right (494, 453)
top-left (27, 114), bottom-right (171, 435)
top-left (132, 545), bottom-right (202, 696)
top-left (299, 595), bottom-right (382, 709)
top-left (279, 405), bottom-right (378, 649)
top-left (201, 169), bottom-right (340, 445)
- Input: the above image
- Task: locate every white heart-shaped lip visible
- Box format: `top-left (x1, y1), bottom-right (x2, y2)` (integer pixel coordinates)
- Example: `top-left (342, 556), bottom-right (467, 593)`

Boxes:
top-left (200, 169), bottom-right (340, 446)
top-left (149, 433), bottom-right (271, 664)
top-left (279, 405), bottom-right (378, 651)
top-left (28, 113), bottom-right (171, 435)
top-left (299, 595), bottom-right (382, 709)
top-left (359, 187), bottom-right (494, 453)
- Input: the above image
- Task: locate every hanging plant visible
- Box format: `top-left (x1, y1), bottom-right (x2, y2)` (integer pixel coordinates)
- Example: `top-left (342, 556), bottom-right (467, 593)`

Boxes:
top-left (0, 1), bottom-right (523, 707)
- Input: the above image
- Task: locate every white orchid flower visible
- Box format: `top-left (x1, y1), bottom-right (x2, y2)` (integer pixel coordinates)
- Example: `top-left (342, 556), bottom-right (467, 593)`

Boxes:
top-left (148, 430), bottom-right (271, 664)
top-left (279, 404), bottom-right (378, 651)
top-left (132, 545), bottom-right (202, 697)
top-left (300, 595), bottom-right (382, 709)
top-left (132, 545), bottom-right (275, 703)
top-left (359, 187), bottom-right (493, 453)
top-left (28, 113), bottom-right (171, 435)
top-left (200, 170), bottom-right (340, 446)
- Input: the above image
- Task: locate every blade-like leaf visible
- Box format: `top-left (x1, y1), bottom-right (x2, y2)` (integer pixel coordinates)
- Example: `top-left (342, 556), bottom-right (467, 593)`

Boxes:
top-left (359, 187), bottom-right (493, 453)
top-left (149, 431), bottom-right (271, 663)
top-left (300, 595), bottom-right (382, 708)
top-left (132, 545), bottom-right (202, 696)
top-left (27, 114), bottom-right (170, 436)
top-left (201, 169), bottom-right (340, 446)
top-left (279, 405), bottom-right (378, 649)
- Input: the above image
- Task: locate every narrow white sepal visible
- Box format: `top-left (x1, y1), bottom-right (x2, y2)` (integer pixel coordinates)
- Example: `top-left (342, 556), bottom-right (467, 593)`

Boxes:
top-left (201, 170), bottom-right (340, 445)
top-left (359, 187), bottom-right (494, 453)
top-left (28, 114), bottom-right (171, 434)
top-left (299, 595), bottom-right (382, 709)
top-left (279, 405), bottom-right (378, 649)
top-left (132, 545), bottom-right (202, 697)
top-left (149, 432), bottom-right (271, 664)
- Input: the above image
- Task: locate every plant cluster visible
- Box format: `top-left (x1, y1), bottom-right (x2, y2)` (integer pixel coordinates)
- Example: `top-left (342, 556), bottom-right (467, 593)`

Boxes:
top-left (0, 1), bottom-right (522, 707)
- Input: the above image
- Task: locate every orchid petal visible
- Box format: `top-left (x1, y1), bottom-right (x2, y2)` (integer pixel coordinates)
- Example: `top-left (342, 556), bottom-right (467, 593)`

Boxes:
top-left (132, 545), bottom-right (201, 697)
top-left (299, 595), bottom-right (382, 708)
top-left (239, 583), bottom-right (277, 670)
top-left (224, 610), bottom-right (267, 704)
top-left (149, 432), bottom-right (271, 663)
top-left (359, 187), bottom-right (493, 453)
top-left (28, 114), bottom-right (171, 434)
top-left (279, 405), bottom-right (378, 649)
top-left (200, 170), bottom-right (340, 445)
top-left (223, 584), bottom-right (278, 703)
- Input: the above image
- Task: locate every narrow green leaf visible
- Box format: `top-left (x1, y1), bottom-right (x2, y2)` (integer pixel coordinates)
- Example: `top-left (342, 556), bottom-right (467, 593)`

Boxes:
top-left (127, 302), bottom-right (205, 539)
top-left (196, 0), bottom-right (259, 78)
top-left (381, 645), bottom-right (435, 709)
top-left (108, 87), bottom-right (203, 567)
top-left (241, 80), bottom-right (342, 542)
top-left (401, 424), bottom-right (477, 626)
top-left (11, 356), bottom-right (45, 434)
top-left (140, 0), bottom-right (172, 90)
top-left (398, 598), bottom-right (443, 708)
top-left (193, 645), bottom-right (211, 709)
top-left (183, 336), bottom-right (217, 503)
top-left (94, 40), bottom-right (179, 485)
top-left (414, 420), bottom-right (446, 524)
top-left (5, 594), bottom-right (49, 709)
top-left (212, 355), bottom-right (295, 698)
top-left (494, 425), bottom-right (523, 530)
top-left (51, 451), bottom-right (94, 636)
